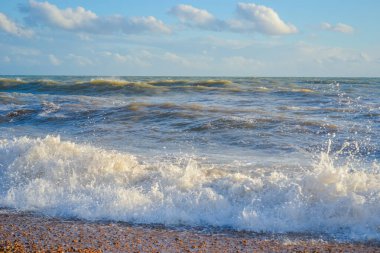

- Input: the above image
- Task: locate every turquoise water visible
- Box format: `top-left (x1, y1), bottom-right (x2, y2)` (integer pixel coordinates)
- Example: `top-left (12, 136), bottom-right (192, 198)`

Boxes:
top-left (0, 76), bottom-right (379, 241)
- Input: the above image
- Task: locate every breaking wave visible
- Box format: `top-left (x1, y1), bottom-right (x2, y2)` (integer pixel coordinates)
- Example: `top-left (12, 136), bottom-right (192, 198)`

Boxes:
top-left (0, 77), bottom-right (26, 85)
top-left (0, 136), bottom-right (379, 241)
top-left (0, 77), bottom-right (241, 94)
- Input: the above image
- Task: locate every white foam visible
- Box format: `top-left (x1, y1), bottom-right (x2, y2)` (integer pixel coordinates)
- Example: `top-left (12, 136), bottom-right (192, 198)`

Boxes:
top-left (0, 136), bottom-right (379, 240)
top-left (38, 101), bottom-right (62, 118)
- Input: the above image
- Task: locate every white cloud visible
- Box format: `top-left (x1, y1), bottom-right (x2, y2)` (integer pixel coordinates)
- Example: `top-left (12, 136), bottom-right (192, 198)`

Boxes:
top-left (163, 52), bottom-right (191, 66)
top-left (0, 12), bottom-right (34, 37)
top-left (125, 16), bottom-right (171, 34)
top-left (110, 53), bottom-right (132, 63)
top-left (78, 33), bottom-right (92, 41)
top-left (298, 42), bottom-right (371, 64)
top-left (24, 0), bottom-right (171, 35)
top-left (102, 51), bottom-right (152, 67)
top-left (236, 3), bottom-right (297, 35)
top-left (3, 56), bottom-right (11, 63)
top-left (103, 50), bottom-right (206, 69)
top-left (359, 53), bottom-right (370, 62)
top-left (67, 53), bottom-right (93, 66)
top-left (321, 22), bottom-right (354, 34)
top-left (169, 4), bottom-right (221, 30)
top-left (223, 56), bottom-right (255, 64)
top-left (202, 36), bottom-right (254, 49)
top-left (222, 56), bottom-right (262, 67)
top-left (48, 54), bottom-right (61, 66)
top-left (28, 0), bottom-right (97, 30)
top-left (9, 46), bottom-right (40, 56)
top-left (170, 3), bottom-right (297, 35)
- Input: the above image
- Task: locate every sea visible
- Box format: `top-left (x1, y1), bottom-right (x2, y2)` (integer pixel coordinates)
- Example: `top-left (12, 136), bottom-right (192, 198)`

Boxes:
top-left (0, 76), bottom-right (379, 242)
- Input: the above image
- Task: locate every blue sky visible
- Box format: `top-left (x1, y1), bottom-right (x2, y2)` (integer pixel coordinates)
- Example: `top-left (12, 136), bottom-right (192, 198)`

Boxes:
top-left (0, 0), bottom-right (379, 76)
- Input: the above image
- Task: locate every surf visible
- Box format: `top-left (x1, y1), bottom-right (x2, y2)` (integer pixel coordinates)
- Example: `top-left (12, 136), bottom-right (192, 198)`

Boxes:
top-left (0, 135), bottom-right (378, 240)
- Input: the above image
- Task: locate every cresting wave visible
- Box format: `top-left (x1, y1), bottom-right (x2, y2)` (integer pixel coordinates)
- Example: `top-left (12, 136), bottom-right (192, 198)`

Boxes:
top-left (76, 78), bottom-right (234, 87)
top-left (0, 77), bottom-right (244, 95)
top-left (0, 77), bottom-right (325, 94)
top-left (0, 136), bottom-right (379, 241)
top-left (0, 78), bottom-right (26, 84)
top-left (0, 77), bottom-right (235, 87)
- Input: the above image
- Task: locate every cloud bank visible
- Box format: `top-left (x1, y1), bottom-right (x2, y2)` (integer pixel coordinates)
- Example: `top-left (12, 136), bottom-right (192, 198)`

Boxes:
top-left (169, 4), bottom-right (222, 30)
top-left (235, 3), bottom-right (297, 35)
top-left (0, 12), bottom-right (34, 37)
top-left (321, 22), bottom-right (354, 34)
top-left (169, 3), bottom-right (297, 35)
top-left (13, 1), bottom-right (297, 36)
top-left (23, 0), bottom-right (171, 34)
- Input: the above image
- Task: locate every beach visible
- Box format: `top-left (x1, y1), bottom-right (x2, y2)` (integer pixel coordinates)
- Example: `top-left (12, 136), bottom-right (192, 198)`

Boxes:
top-left (1, 211), bottom-right (379, 252)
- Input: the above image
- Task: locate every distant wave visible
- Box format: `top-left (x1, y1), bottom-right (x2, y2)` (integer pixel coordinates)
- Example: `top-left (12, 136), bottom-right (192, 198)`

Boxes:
top-left (1, 77), bottom-right (341, 96)
top-left (79, 78), bottom-right (235, 89)
top-left (83, 79), bottom-right (158, 89)
top-left (0, 77), bottom-right (26, 85)
top-left (33, 79), bottom-right (60, 85)
top-left (0, 77), bottom-right (241, 94)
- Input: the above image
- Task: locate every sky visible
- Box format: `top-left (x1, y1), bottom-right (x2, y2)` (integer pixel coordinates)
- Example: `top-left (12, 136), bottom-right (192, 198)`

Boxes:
top-left (0, 0), bottom-right (379, 77)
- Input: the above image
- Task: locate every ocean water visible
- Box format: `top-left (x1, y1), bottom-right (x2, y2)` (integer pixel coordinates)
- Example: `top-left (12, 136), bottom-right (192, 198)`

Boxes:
top-left (0, 76), bottom-right (379, 241)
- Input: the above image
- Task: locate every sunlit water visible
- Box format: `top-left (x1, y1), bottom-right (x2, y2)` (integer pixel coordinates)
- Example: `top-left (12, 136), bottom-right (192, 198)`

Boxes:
top-left (0, 76), bottom-right (379, 241)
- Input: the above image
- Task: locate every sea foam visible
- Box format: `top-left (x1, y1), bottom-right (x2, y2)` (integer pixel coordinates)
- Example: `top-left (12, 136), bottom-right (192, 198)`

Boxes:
top-left (0, 136), bottom-right (379, 240)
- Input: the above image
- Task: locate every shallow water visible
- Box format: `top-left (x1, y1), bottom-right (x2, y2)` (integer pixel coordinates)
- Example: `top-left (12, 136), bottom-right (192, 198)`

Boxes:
top-left (0, 76), bottom-right (379, 241)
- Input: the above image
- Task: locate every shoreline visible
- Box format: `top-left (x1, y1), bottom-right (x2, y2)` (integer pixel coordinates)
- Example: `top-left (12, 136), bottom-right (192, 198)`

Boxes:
top-left (0, 211), bottom-right (379, 252)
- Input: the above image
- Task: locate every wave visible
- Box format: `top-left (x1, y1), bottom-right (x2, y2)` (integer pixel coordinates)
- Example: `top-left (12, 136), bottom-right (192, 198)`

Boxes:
top-left (83, 79), bottom-right (160, 89)
top-left (185, 115), bottom-right (338, 134)
top-left (147, 79), bottom-right (189, 85)
top-left (0, 77), bottom-right (57, 86)
top-left (192, 79), bottom-right (233, 86)
top-left (1, 76), bottom-right (378, 90)
top-left (291, 88), bottom-right (315, 93)
top-left (77, 79), bottom-right (241, 93)
top-left (124, 102), bottom-right (261, 114)
top-left (0, 93), bottom-right (24, 105)
top-left (6, 109), bottom-right (35, 118)
top-left (5, 77), bottom-right (359, 97)
top-left (38, 101), bottom-right (62, 118)
top-left (88, 79), bottom-right (132, 86)
top-left (176, 85), bottom-right (241, 92)
top-left (0, 77), bottom-right (26, 85)
top-left (0, 78), bottom-right (240, 94)
top-left (276, 87), bottom-right (316, 94)
top-left (146, 79), bottom-right (233, 86)
top-left (0, 136), bottom-right (379, 240)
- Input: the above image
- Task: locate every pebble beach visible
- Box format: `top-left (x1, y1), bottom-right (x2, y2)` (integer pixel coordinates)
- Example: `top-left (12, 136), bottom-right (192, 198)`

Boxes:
top-left (1, 211), bottom-right (379, 253)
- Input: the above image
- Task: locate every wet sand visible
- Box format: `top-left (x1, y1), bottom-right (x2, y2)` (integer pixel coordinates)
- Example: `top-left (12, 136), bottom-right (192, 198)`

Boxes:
top-left (0, 211), bottom-right (379, 253)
